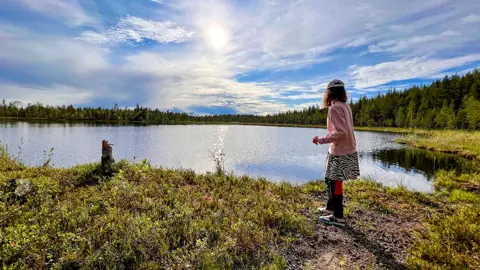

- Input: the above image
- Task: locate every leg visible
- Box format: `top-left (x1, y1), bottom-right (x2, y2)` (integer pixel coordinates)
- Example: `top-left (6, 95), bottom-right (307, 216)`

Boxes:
top-left (332, 180), bottom-right (344, 219)
top-left (325, 178), bottom-right (334, 211)
top-left (320, 179), bottom-right (345, 226)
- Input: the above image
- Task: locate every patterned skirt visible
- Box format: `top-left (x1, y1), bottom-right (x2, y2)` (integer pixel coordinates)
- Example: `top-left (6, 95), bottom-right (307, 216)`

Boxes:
top-left (324, 152), bottom-right (360, 181)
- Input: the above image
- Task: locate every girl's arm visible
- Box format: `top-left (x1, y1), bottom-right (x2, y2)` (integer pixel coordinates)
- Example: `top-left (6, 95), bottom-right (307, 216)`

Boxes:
top-left (318, 107), bottom-right (347, 144)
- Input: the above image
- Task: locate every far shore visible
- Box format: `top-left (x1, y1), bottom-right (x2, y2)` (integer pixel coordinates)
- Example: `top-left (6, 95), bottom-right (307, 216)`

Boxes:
top-left (0, 117), bottom-right (424, 133)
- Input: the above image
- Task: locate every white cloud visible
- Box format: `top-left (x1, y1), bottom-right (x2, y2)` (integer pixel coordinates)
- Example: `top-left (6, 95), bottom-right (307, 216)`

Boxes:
top-left (0, 83), bottom-right (94, 106)
top-left (150, 0), bottom-right (180, 8)
top-left (15, 0), bottom-right (96, 27)
top-left (350, 54), bottom-right (480, 88)
top-left (346, 36), bottom-right (371, 48)
top-left (275, 93), bottom-right (321, 100)
top-left (4, 0), bottom-right (480, 115)
top-left (0, 29), bottom-right (109, 75)
top-left (463, 14), bottom-right (480, 23)
top-left (80, 16), bottom-right (194, 45)
top-left (368, 30), bottom-right (459, 53)
top-left (78, 31), bottom-right (110, 44)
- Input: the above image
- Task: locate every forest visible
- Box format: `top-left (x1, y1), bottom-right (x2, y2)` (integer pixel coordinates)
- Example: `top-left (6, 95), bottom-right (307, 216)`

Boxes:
top-left (1, 69), bottom-right (479, 130)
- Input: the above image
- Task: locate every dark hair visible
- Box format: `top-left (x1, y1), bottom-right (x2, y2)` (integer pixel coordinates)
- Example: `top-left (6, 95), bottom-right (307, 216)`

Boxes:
top-left (323, 86), bottom-right (348, 107)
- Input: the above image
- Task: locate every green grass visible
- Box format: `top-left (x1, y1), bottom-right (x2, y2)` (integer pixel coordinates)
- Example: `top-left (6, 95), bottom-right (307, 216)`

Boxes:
top-left (397, 130), bottom-right (480, 160)
top-left (408, 206), bottom-right (480, 270)
top-left (0, 157), bottom-right (315, 269)
top-left (3, 155), bottom-right (479, 269)
top-left (434, 170), bottom-right (480, 192)
top-left (448, 189), bottom-right (480, 204)
top-left (406, 171), bottom-right (480, 270)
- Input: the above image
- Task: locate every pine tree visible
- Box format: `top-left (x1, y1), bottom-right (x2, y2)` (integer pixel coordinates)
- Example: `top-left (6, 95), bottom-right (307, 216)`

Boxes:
top-left (465, 96), bottom-right (480, 129)
top-left (446, 101), bottom-right (456, 129)
top-left (406, 101), bottom-right (416, 128)
top-left (422, 110), bottom-right (435, 129)
top-left (471, 81), bottom-right (480, 100)
top-left (435, 100), bottom-right (449, 128)
top-left (1, 99), bottom-right (6, 117)
top-left (395, 107), bottom-right (405, 127)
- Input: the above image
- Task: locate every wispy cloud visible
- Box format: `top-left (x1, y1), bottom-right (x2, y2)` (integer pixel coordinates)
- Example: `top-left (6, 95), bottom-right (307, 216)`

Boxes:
top-left (349, 54), bottom-right (480, 88)
top-left (150, 0), bottom-right (180, 8)
top-left (80, 16), bottom-right (194, 45)
top-left (15, 0), bottom-right (96, 27)
top-left (0, 83), bottom-right (94, 106)
top-left (463, 14), bottom-right (480, 23)
top-left (368, 30), bottom-right (458, 54)
top-left (2, 0), bottom-right (480, 114)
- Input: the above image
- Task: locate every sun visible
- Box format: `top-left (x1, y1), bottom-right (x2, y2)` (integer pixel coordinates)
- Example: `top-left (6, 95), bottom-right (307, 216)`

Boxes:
top-left (207, 25), bottom-right (227, 49)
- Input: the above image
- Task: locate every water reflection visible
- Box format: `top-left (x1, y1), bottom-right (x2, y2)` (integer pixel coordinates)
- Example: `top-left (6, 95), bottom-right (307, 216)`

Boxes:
top-left (372, 148), bottom-right (477, 180)
top-left (1, 121), bottom-right (475, 193)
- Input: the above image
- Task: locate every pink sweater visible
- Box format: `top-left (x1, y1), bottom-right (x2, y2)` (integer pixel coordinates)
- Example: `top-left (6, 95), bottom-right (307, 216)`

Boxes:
top-left (318, 101), bottom-right (357, 156)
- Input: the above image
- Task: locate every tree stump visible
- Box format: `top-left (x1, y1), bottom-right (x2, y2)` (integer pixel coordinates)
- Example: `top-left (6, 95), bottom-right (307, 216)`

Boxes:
top-left (101, 140), bottom-right (114, 173)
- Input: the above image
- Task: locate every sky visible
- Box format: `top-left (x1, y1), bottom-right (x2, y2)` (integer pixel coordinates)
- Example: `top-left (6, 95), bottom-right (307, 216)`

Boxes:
top-left (1, 0), bottom-right (480, 115)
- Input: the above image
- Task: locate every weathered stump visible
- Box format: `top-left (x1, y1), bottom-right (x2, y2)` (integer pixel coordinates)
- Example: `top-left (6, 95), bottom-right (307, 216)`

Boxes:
top-left (101, 140), bottom-right (114, 173)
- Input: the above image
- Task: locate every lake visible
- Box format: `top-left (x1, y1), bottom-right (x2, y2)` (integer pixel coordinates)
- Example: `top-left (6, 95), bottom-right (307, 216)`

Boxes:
top-left (1, 121), bottom-right (476, 192)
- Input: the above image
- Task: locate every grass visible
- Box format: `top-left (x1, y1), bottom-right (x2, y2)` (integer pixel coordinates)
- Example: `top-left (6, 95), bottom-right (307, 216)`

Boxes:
top-left (434, 170), bottom-right (480, 192)
top-left (0, 142), bottom-right (8, 159)
top-left (0, 154), bottom-right (315, 269)
top-left (399, 131), bottom-right (480, 269)
top-left (404, 169), bottom-right (480, 269)
top-left (397, 130), bottom-right (480, 160)
top-left (409, 206), bottom-right (480, 270)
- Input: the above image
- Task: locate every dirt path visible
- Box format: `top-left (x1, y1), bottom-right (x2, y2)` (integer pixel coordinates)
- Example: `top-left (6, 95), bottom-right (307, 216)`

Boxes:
top-left (285, 191), bottom-right (430, 270)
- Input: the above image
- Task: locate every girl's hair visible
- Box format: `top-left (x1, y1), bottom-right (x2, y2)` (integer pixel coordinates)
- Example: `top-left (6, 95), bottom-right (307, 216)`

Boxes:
top-left (323, 86), bottom-right (348, 107)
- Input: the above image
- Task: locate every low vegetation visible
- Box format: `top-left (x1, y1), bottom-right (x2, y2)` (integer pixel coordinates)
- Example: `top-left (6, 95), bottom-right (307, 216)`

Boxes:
top-left (408, 171), bottom-right (480, 269)
top-left (0, 153), bottom-right (315, 269)
top-left (397, 130), bottom-right (480, 160)
top-left (1, 129), bottom-right (480, 269)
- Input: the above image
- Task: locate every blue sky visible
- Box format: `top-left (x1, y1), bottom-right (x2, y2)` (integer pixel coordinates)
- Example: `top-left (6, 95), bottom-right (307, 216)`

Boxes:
top-left (0, 0), bottom-right (480, 115)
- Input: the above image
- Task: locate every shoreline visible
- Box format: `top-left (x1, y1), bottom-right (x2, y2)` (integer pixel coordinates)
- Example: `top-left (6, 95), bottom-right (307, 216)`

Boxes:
top-left (397, 130), bottom-right (480, 161)
top-left (1, 117), bottom-right (418, 133)
top-left (1, 132), bottom-right (479, 269)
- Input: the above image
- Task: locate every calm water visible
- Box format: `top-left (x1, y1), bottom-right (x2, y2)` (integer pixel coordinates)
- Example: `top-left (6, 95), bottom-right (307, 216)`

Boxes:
top-left (1, 121), bottom-right (476, 192)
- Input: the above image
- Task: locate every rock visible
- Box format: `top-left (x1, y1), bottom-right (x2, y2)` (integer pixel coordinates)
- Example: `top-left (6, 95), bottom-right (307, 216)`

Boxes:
top-left (13, 179), bottom-right (36, 198)
top-left (6, 179), bottom-right (17, 193)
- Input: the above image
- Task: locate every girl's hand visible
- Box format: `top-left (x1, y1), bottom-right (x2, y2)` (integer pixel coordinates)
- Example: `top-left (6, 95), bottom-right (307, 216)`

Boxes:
top-left (312, 136), bottom-right (319, 145)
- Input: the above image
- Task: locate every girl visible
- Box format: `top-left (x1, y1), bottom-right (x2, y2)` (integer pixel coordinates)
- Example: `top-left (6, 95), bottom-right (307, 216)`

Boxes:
top-left (312, 79), bottom-right (359, 227)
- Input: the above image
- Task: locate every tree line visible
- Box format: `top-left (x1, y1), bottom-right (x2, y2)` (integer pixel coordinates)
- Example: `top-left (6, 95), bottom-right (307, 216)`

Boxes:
top-left (1, 69), bottom-right (479, 130)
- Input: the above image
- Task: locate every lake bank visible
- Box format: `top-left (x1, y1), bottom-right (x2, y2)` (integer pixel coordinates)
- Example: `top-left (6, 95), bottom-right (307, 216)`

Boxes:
top-left (397, 130), bottom-right (480, 161)
top-left (0, 117), bottom-right (417, 133)
top-left (1, 130), bottom-right (479, 269)
top-left (4, 121), bottom-right (476, 192)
